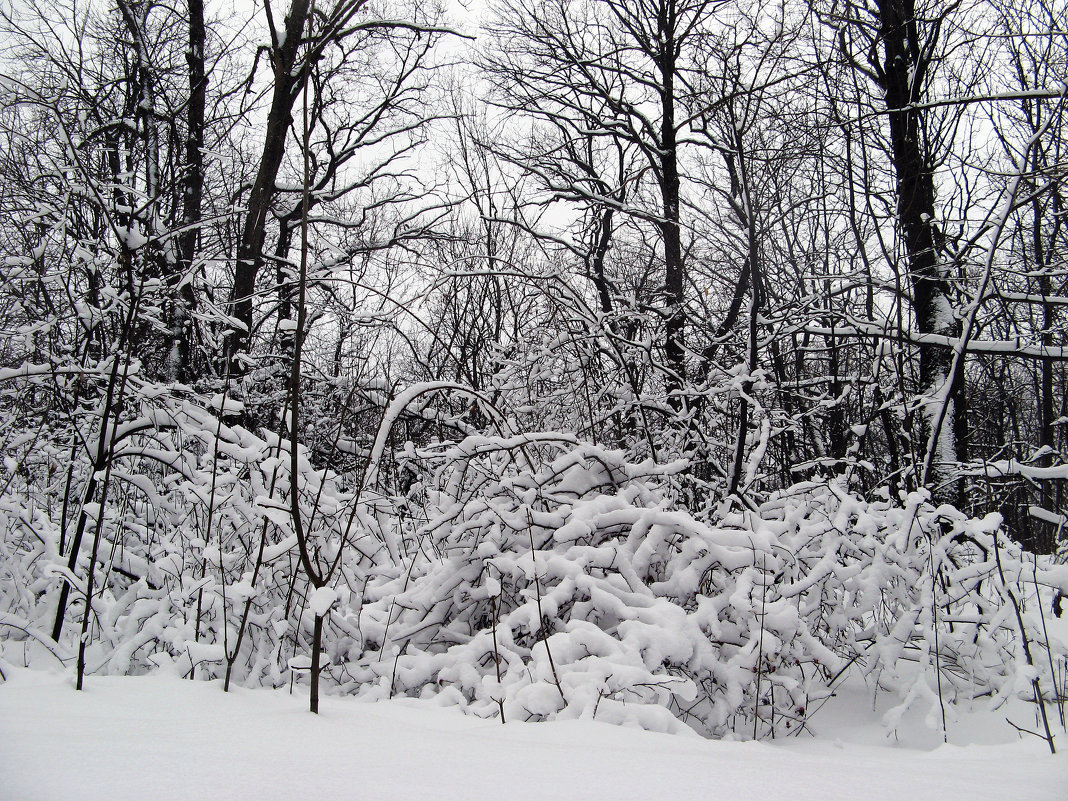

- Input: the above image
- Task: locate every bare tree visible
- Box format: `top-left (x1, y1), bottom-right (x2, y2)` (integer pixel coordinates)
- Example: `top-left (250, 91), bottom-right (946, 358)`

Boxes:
top-left (825, 0), bottom-right (970, 502)
top-left (483, 0), bottom-right (723, 412)
top-left (224, 0), bottom-right (455, 374)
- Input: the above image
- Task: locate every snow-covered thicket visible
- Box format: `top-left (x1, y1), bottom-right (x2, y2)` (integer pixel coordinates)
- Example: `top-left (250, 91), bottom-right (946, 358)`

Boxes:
top-left (289, 435), bottom-right (1068, 737)
top-left (1, 390), bottom-right (1064, 739)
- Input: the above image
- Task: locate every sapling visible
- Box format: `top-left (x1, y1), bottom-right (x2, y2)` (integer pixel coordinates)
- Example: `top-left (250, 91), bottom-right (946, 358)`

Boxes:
top-left (73, 283), bottom-right (144, 690)
top-left (993, 530), bottom-right (1056, 754)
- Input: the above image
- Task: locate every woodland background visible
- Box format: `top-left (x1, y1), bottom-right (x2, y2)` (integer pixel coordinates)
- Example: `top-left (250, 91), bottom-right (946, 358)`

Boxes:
top-left (0, 0), bottom-right (1066, 743)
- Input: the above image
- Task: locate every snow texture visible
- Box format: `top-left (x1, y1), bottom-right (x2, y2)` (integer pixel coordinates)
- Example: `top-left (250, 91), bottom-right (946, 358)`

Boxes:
top-left (0, 667), bottom-right (1063, 801)
top-left (308, 586), bottom-right (336, 617)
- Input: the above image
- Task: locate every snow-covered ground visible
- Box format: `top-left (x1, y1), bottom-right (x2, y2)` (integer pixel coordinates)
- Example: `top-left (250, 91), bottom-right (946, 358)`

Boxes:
top-left (0, 665), bottom-right (1063, 801)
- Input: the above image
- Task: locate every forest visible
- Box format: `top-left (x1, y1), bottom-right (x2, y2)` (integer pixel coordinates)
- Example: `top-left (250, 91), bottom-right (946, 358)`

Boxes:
top-left (0, 0), bottom-right (1066, 748)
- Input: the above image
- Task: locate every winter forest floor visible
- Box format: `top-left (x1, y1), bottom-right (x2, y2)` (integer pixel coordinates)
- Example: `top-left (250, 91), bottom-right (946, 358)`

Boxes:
top-left (0, 665), bottom-right (1064, 801)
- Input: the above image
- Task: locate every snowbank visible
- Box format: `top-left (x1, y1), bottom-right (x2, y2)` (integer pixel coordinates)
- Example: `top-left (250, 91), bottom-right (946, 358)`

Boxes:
top-left (0, 667), bottom-right (1062, 801)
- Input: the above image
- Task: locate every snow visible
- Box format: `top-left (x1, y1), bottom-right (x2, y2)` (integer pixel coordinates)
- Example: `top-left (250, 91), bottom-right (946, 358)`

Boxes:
top-left (1029, 506), bottom-right (1068, 527)
top-left (208, 394), bottom-right (244, 416)
top-left (969, 459), bottom-right (1068, 481)
top-left (361, 381), bottom-right (521, 492)
top-left (0, 667), bottom-right (1062, 801)
top-left (260, 534), bottom-right (297, 562)
top-left (308, 586), bottom-right (336, 617)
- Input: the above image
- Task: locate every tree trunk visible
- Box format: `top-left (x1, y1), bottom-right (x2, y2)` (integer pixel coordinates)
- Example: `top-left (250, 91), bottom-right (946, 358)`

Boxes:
top-left (877, 0), bottom-right (965, 503)
top-left (224, 0), bottom-right (311, 371)
top-left (310, 612), bottom-right (323, 713)
top-left (658, 12), bottom-right (686, 409)
top-left (174, 0), bottom-right (207, 381)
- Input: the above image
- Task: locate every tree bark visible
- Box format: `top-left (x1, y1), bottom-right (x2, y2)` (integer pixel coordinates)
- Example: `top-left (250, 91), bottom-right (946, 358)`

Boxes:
top-left (657, 7), bottom-right (686, 408)
top-left (876, 0), bottom-right (966, 502)
top-left (224, 0), bottom-right (312, 372)
top-left (174, 0), bottom-right (207, 381)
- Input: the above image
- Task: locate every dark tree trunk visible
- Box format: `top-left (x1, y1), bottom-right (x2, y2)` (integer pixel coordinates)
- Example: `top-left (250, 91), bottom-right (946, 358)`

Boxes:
top-left (657, 9), bottom-right (686, 408)
top-left (876, 0), bottom-right (965, 503)
top-left (1034, 181), bottom-right (1061, 553)
top-left (174, 0), bottom-right (207, 381)
top-left (310, 612), bottom-right (323, 713)
top-left (224, 0), bottom-right (311, 372)
top-left (589, 207), bottom-right (616, 323)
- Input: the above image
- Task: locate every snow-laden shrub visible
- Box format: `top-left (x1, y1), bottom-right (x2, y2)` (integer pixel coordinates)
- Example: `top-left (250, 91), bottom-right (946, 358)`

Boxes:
top-left (0, 385), bottom-right (364, 686)
top-left (336, 438), bottom-right (814, 735)
top-left (1, 390), bottom-right (1065, 739)
top-left (325, 436), bottom-right (1067, 737)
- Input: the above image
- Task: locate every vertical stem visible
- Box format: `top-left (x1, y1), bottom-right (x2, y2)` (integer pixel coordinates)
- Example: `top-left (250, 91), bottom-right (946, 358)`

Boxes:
top-left (527, 511), bottom-right (564, 705)
top-left (310, 612), bottom-right (323, 714)
top-left (656, 5), bottom-right (685, 407)
top-left (993, 533), bottom-right (1056, 754)
top-left (490, 587), bottom-right (506, 723)
top-left (754, 552), bottom-right (766, 740)
top-left (73, 285), bottom-right (143, 687)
